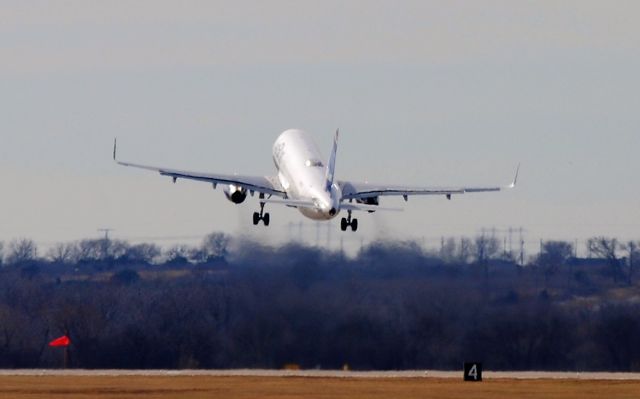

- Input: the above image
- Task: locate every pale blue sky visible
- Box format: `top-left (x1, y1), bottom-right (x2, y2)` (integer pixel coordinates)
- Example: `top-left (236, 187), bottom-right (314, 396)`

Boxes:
top-left (1, 1), bottom-right (639, 253)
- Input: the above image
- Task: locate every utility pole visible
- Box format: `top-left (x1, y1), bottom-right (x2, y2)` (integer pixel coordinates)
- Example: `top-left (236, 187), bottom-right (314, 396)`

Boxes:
top-left (298, 221), bottom-right (303, 242)
top-left (97, 228), bottom-right (114, 261)
top-left (519, 228), bottom-right (525, 266)
top-left (503, 236), bottom-right (507, 258)
top-left (63, 329), bottom-right (70, 369)
top-left (508, 227), bottom-right (513, 254)
top-left (97, 228), bottom-right (114, 240)
top-left (539, 239), bottom-right (543, 256)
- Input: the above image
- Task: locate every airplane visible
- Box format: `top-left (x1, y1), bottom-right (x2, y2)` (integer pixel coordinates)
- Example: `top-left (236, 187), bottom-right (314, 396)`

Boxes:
top-left (113, 129), bottom-right (518, 232)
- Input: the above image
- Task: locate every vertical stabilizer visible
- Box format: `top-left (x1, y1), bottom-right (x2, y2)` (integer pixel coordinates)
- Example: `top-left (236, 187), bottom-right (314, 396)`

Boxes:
top-left (325, 129), bottom-right (339, 192)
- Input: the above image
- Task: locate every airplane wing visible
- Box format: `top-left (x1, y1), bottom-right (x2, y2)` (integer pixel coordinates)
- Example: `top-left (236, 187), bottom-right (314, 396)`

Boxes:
top-left (339, 165), bottom-right (519, 201)
top-left (113, 139), bottom-right (286, 197)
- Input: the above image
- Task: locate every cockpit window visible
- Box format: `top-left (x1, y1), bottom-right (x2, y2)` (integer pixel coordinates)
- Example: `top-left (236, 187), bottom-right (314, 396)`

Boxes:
top-left (305, 159), bottom-right (324, 167)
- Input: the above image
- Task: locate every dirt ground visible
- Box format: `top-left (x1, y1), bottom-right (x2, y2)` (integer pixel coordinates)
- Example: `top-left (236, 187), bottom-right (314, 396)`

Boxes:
top-left (1, 375), bottom-right (640, 399)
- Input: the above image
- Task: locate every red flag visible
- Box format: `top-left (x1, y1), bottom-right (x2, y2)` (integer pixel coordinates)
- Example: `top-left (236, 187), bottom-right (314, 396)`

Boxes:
top-left (49, 335), bottom-right (70, 347)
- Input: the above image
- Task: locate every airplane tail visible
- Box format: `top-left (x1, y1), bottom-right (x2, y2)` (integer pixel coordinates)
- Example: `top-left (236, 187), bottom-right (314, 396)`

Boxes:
top-left (325, 129), bottom-right (339, 191)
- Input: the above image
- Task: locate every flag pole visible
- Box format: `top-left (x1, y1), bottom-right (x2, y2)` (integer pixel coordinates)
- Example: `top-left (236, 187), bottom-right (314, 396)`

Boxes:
top-left (63, 329), bottom-right (69, 369)
top-left (49, 332), bottom-right (71, 369)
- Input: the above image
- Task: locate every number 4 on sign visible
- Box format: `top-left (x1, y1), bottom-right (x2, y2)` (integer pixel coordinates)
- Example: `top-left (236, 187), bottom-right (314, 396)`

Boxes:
top-left (463, 362), bottom-right (482, 381)
top-left (469, 364), bottom-right (478, 379)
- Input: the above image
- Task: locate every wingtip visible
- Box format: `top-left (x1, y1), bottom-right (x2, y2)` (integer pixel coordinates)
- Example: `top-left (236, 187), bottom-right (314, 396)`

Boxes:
top-left (509, 163), bottom-right (520, 188)
top-left (112, 138), bottom-right (117, 161)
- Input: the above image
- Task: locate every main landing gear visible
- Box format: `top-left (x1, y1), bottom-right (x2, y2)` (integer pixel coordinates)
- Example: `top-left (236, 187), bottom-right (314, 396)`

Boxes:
top-left (340, 210), bottom-right (358, 232)
top-left (253, 201), bottom-right (270, 226)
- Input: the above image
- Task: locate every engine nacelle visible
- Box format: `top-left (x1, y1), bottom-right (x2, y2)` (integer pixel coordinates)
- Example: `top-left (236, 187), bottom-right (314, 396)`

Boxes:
top-left (356, 196), bottom-right (379, 213)
top-left (356, 196), bottom-right (379, 206)
top-left (223, 184), bottom-right (248, 204)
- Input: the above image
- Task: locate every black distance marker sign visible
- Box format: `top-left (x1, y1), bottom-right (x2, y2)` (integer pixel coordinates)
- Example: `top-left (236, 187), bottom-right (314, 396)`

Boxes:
top-left (463, 362), bottom-right (482, 381)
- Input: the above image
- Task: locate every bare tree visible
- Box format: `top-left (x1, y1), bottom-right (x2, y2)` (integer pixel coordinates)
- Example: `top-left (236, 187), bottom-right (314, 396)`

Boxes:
top-left (537, 240), bottom-right (573, 286)
top-left (457, 237), bottom-right (474, 264)
top-left (622, 241), bottom-right (639, 286)
top-left (165, 245), bottom-right (192, 265)
top-left (587, 237), bottom-right (622, 283)
top-left (106, 240), bottom-right (129, 261)
top-left (123, 243), bottom-right (161, 264)
top-left (183, 234), bottom-right (230, 264)
top-left (439, 237), bottom-right (457, 264)
top-left (76, 239), bottom-right (128, 263)
top-left (77, 239), bottom-right (103, 261)
top-left (474, 234), bottom-right (500, 263)
top-left (5, 239), bottom-right (38, 265)
top-left (47, 242), bottom-right (77, 264)
top-left (201, 232), bottom-right (229, 260)
top-left (474, 234), bottom-right (500, 291)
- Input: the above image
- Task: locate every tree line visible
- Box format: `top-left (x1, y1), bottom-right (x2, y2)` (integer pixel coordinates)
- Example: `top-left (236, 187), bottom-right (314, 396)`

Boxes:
top-left (0, 233), bottom-right (639, 370)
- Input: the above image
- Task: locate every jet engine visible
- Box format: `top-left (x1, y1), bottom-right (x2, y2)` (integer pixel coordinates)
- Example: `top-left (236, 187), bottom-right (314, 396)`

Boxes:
top-left (356, 196), bottom-right (379, 206)
top-left (223, 184), bottom-right (247, 204)
top-left (356, 196), bottom-right (379, 213)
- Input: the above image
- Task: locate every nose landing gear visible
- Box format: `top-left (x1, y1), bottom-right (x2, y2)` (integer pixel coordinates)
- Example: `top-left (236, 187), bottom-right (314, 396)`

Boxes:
top-left (340, 210), bottom-right (358, 232)
top-left (253, 201), bottom-right (270, 226)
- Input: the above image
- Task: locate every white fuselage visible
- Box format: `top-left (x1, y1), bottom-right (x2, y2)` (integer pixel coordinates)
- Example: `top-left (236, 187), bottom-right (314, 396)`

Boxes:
top-left (272, 129), bottom-right (341, 220)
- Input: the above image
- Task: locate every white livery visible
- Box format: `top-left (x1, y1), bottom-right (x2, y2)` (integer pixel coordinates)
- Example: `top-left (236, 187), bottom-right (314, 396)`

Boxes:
top-left (113, 129), bottom-right (518, 231)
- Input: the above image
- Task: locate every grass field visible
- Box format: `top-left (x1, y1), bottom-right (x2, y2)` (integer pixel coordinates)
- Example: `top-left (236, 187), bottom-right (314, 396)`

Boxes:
top-left (1, 375), bottom-right (640, 399)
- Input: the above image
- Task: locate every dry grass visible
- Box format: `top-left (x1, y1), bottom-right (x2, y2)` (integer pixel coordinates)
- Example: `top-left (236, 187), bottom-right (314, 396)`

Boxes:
top-left (1, 375), bottom-right (639, 399)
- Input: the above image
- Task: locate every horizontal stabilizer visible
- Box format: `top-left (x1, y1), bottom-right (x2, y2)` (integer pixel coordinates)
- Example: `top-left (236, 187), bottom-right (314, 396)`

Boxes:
top-left (262, 198), bottom-right (317, 208)
top-left (340, 203), bottom-right (403, 212)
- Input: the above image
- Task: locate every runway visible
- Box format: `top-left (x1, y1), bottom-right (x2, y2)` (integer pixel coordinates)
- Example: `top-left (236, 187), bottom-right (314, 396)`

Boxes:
top-left (3, 370), bottom-right (640, 399)
top-left (1, 369), bottom-right (640, 380)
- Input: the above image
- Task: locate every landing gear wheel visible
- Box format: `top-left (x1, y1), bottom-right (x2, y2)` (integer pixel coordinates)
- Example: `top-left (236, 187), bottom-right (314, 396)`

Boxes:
top-left (253, 201), bottom-right (271, 226)
top-left (340, 210), bottom-right (359, 232)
